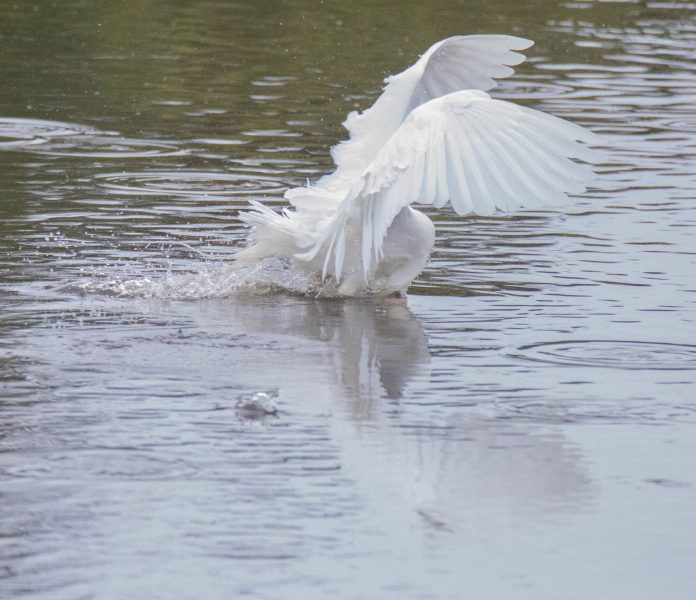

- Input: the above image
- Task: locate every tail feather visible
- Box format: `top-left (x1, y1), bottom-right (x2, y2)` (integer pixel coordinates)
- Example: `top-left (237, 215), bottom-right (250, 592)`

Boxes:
top-left (234, 201), bottom-right (302, 264)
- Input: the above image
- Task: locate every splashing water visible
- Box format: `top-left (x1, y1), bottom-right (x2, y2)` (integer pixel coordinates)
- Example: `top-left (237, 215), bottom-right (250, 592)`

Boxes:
top-left (75, 257), bottom-right (325, 299)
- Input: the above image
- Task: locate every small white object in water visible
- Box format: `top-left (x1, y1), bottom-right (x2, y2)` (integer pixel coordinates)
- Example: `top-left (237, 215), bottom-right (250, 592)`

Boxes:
top-left (235, 392), bottom-right (278, 415)
top-left (234, 35), bottom-right (602, 297)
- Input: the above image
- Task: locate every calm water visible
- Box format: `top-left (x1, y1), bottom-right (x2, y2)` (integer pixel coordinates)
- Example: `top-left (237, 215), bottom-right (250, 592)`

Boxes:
top-left (2, 1), bottom-right (696, 598)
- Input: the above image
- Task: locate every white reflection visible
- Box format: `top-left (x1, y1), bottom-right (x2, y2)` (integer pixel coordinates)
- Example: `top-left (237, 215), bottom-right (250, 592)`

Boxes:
top-left (207, 296), bottom-right (592, 531)
top-left (215, 296), bottom-right (431, 404)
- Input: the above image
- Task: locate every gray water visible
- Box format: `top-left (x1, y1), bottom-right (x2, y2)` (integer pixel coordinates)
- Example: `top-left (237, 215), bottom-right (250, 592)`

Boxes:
top-left (2, 1), bottom-right (696, 599)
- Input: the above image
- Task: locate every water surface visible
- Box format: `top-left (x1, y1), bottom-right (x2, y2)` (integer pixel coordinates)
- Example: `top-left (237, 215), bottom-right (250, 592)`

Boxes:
top-left (2, 1), bottom-right (696, 599)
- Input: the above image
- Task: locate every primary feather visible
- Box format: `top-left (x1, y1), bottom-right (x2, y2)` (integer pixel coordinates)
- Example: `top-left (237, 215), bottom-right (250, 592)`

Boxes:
top-left (235, 35), bottom-right (602, 296)
top-left (323, 34), bottom-right (534, 192)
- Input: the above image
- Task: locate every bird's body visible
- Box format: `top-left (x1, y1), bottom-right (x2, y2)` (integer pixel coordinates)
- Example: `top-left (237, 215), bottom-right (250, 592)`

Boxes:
top-left (235, 35), bottom-right (601, 296)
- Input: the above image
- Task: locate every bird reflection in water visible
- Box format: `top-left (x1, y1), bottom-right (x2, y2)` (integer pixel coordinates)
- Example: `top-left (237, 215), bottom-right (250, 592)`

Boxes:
top-left (211, 295), bottom-right (592, 530)
top-left (217, 296), bottom-right (431, 407)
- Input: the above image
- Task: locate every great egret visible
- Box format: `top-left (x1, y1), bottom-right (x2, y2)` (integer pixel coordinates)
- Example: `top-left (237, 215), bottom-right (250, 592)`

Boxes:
top-left (235, 35), bottom-right (600, 296)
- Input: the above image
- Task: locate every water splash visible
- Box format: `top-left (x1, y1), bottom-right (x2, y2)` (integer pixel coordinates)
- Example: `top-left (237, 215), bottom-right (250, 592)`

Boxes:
top-left (75, 258), bottom-right (325, 299)
top-left (74, 251), bottom-right (406, 299)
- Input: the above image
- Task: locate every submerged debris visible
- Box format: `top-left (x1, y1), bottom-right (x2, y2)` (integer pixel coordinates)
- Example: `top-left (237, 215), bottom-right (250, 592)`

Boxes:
top-left (235, 392), bottom-right (278, 416)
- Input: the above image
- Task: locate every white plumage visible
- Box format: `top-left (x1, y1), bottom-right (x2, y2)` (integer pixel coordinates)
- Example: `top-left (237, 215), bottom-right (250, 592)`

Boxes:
top-left (235, 35), bottom-right (601, 296)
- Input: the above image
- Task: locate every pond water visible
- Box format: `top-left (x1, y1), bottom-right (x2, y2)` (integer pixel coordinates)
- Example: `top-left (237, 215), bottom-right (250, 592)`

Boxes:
top-left (2, 1), bottom-right (696, 598)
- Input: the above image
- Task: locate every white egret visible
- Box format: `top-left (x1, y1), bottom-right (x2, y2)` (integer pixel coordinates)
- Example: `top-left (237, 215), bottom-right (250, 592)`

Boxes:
top-left (235, 35), bottom-right (601, 296)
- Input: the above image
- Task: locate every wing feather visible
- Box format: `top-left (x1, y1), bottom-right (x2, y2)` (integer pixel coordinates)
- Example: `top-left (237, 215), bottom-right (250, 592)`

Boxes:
top-left (445, 133), bottom-right (474, 214)
top-left (505, 126), bottom-right (588, 194)
top-left (458, 129), bottom-right (496, 214)
top-left (297, 90), bottom-right (602, 282)
top-left (500, 129), bottom-right (572, 198)
top-left (494, 131), bottom-right (560, 204)
top-left (323, 35), bottom-right (534, 188)
top-left (429, 140), bottom-right (446, 208)
top-left (483, 133), bottom-right (549, 209)
top-left (465, 119), bottom-right (520, 211)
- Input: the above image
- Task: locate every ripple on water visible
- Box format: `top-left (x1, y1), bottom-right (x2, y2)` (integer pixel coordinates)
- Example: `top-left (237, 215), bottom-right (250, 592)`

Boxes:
top-left (3, 450), bottom-right (197, 480)
top-left (34, 136), bottom-right (187, 158)
top-left (0, 117), bottom-right (100, 148)
top-left (95, 169), bottom-right (286, 197)
top-left (513, 340), bottom-right (696, 371)
top-left (0, 117), bottom-right (187, 158)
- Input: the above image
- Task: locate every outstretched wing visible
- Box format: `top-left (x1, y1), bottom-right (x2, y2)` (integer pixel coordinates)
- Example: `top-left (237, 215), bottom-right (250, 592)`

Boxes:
top-left (411, 34), bottom-right (534, 104)
top-left (322, 35), bottom-right (534, 189)
top-left (298, 90), bottom-right (602, 281)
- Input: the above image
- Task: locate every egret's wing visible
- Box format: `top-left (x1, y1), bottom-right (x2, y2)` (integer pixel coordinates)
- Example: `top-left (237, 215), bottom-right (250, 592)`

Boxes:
top-left (326, 35), bottom-right (534, 185)
top-left (413, 34), bottom-right (533, 102)
top-left (299, 90), bottom-right (602, 281)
